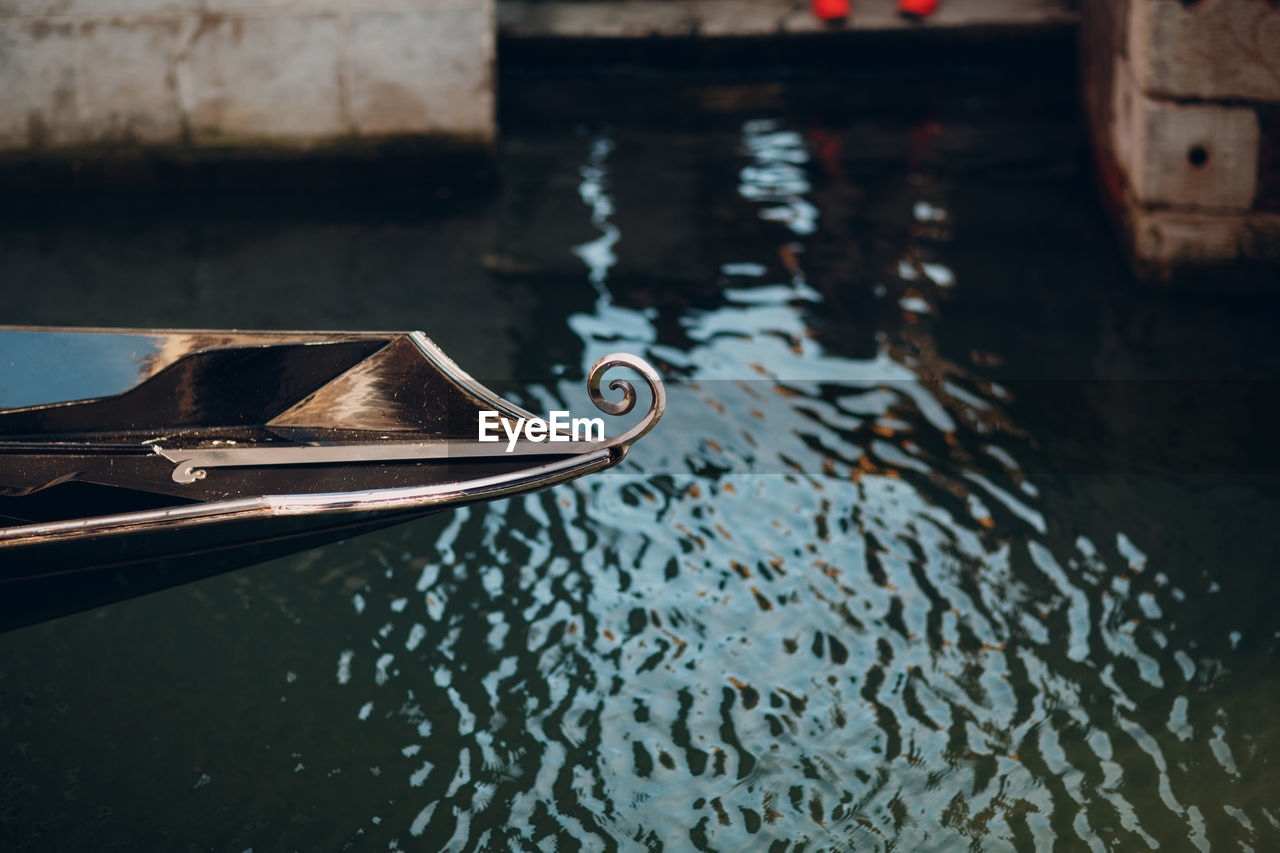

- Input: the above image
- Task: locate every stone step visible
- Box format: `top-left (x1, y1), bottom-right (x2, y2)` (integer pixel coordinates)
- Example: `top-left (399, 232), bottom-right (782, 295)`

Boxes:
top-left (498, 0), bottom-right (1079, 39)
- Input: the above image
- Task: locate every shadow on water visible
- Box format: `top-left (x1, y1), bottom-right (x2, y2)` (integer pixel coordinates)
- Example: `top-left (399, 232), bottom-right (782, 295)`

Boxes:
top-left (3, 69), bottom-right (1280, 851)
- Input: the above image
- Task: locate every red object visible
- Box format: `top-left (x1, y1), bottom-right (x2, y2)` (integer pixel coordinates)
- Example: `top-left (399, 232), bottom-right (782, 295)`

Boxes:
top-left (812, 0), bottom-right (850, 21)
top-left (899, 0), bottom-right (938, 16)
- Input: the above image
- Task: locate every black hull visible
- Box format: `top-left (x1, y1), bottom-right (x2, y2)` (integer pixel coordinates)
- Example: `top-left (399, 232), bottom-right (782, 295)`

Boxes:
top-left (0, 327), bottom-right (665, 630)
top-left (0, 520), bottom-right (380, 633)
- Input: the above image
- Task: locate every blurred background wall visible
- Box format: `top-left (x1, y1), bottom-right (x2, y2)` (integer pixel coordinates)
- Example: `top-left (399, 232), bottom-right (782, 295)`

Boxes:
top-left (0, 0), bottom-right (494, 152)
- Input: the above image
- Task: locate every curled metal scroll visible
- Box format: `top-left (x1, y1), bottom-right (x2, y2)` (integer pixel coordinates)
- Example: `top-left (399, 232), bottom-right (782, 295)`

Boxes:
top-left (588, 352), bottom-right (666, 457)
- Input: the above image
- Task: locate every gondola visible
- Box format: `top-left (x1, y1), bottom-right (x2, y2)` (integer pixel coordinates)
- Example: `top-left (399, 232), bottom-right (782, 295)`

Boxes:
top-left (0, 326), bottom-right (664, 630)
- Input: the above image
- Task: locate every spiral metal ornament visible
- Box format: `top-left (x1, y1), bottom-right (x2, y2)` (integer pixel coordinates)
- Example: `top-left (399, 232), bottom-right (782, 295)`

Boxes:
top-left (587, 353), bottom-right (666, 456)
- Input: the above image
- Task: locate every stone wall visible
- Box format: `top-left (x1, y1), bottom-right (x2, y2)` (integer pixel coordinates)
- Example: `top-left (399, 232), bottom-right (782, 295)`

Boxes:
top-left (1082, 0), bottom-right (1280, 277)
top-left (0, 0), bottom-right (494, 154)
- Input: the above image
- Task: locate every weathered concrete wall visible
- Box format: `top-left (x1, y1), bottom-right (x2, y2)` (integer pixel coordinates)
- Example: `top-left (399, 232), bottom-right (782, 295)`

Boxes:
top-left (0, 0), bottom-right (494, 154)
top-left (1082, 0), bottom-right (1280, 277)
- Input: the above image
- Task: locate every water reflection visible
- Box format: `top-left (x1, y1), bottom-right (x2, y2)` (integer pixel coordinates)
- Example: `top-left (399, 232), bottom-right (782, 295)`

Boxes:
top-left (322, 120), bottom-right (1263, 850)
top-left (3, 100), bottom-right (1275, 852)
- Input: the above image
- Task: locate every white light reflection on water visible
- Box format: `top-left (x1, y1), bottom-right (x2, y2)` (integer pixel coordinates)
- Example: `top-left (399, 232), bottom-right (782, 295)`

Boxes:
top-left (2, 92), bottom-right (1276, 853)
top-left (567, 131), bottom-right (659, 374)
top-left (316, 120), bottom-right (1265, 851)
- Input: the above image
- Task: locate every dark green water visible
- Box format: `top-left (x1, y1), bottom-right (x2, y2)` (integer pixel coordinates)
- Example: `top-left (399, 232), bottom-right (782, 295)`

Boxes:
top-left (3, 72), bottom-right (1280, 851)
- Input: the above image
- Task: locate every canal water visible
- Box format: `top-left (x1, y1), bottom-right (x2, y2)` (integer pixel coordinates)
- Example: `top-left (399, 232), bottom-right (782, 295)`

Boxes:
top-left (3, 69), bottom-right (1279, 850)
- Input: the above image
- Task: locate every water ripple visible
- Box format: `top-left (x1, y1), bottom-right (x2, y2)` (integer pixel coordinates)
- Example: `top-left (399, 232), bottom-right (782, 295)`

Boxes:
top-left (312, 119), bottom-right (1272, 851)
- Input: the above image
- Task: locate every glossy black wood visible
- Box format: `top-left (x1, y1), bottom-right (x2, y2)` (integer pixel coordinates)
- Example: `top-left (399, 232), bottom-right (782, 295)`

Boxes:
top-left (0, 328), bottom-right (546, 503)
top-left (0, 327), bottom-right (620, 624)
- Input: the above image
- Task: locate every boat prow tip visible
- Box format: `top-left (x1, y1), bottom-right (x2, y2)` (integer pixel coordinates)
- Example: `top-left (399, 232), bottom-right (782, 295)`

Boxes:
top-left (588, 352), bottom-right (667, 459)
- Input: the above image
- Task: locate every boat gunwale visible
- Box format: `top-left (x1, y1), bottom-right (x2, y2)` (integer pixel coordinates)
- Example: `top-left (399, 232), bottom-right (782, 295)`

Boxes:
top-left (0, 448), bottom-right (616, 551)
top-left (0, 328), bottom-right (664, 579)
